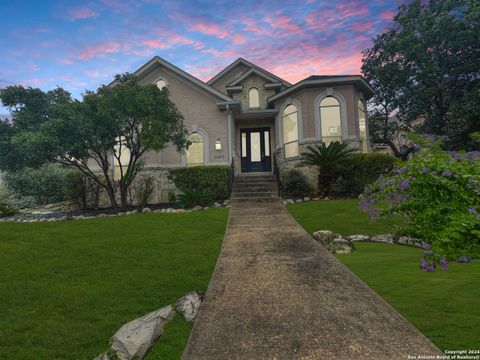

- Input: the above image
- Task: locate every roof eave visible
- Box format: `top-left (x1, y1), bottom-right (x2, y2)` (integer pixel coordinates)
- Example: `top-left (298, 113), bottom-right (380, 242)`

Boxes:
top-left (268, 77), bottom-right (375, 103)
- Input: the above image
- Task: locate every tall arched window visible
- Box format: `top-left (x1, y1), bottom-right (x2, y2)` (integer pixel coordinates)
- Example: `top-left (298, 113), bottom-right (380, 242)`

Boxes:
top-left (320, 96), bottom-right (342, 145)
top-left (186, 132), bottom-right (205, 166)
top-left (248, 88), bottom-right (260, 108)
top-left (282, 104), bottom-right (299, 158)
top-left (358, 100), bottom-right (368, 152)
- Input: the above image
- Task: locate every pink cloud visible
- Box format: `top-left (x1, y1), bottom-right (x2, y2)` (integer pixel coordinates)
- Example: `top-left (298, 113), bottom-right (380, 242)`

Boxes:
top-left (140, 39), bottom-right (169, 49)
top-left (351, 22), bottom-right (374, 32)
top-left (86, 70), bottom-right (102, 78)
top-left (241, 18), bottom-right (263, 33)
top-left (61, 58), bottom-right (75, 65)
top-left (189, 22), bottom-right (229, 39)
top-left (263, 14), bottom-right (305, 35)
top-left (79, 40), bottom-right (121, 60)
top-left (67, 7), bottom-right (99, 21)
top-left (380, 10), bottom-right (395, 20)
top-left (232, 34), bottom-right (246, 45)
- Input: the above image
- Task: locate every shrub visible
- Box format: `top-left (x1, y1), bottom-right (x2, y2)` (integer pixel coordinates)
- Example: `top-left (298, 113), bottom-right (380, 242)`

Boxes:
top-left (63, 171), bottom-right (101, 210)
top-left (360, 138), bottom-right (480, 271)
top-left (0, 185), bottom-right (19, 216)
top-left (281, 169), bottom-right (312, 198)
top-left (4, 164), bottom-right (70, 205)
top-left (300, 142), bottom-right (356, 197)
top-left (168, 190), bottom-right (176, 205)
top-left (337, 153), bottom-right (397, 195)
top-left (132, 174), bottom-right (155, 208)
top-left (177, 188), bottom-right (214, 208)
top-left (168, 166), bottom-right (230, 200)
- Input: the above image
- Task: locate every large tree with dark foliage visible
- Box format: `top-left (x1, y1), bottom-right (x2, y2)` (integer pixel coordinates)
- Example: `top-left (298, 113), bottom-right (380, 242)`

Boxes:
top-left (0, 74), bottom-right (188, 210)
top-left (362, 0), bottom-right (480, 152)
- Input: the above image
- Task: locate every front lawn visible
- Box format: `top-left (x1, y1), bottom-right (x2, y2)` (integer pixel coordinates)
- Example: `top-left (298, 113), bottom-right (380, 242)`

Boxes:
top-left (287, 198), bottom-right (402, 236)
top-left (0, 209), bottom-right (229, 360)
top-left (288, 199), bottom-right (480, 351)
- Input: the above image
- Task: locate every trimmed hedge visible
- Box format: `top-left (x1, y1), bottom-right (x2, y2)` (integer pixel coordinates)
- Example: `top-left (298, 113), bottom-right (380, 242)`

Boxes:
top-left (4, 163), bottom-right (71, 205)
top-left (168, 165), bottom-right (230, 200)
top-left (337, 153), bottom-right (397, 196)
top-left (281, 169), bottom-right (312, 198)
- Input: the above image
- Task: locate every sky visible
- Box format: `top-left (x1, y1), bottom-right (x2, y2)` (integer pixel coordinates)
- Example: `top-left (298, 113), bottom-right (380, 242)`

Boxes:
top-left (0, 0), bottom-right (401, 113)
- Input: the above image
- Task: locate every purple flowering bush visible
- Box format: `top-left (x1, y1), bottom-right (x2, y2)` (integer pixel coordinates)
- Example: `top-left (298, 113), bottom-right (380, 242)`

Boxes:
top-left (360, 138), bottom-right (480, 271)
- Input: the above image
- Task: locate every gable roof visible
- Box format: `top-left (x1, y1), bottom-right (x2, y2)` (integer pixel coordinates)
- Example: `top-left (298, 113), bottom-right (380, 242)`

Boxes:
top-left (268, 75), bottom-right (375, 103)
top-left (110, 56), bottom-right (233, 102)
top-left (207, 58), bottom-right (291, 87)
top-left (226, 68), bottom-right (281, 87)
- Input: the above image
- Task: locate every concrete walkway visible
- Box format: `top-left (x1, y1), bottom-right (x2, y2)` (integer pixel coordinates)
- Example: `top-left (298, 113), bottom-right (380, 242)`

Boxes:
top-left (183, 197), bottom-right (441, 359)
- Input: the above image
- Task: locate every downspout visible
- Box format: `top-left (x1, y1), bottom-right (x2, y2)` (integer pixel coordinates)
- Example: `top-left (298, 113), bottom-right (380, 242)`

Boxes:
top-left (226, 104), bottom-right (233, 161)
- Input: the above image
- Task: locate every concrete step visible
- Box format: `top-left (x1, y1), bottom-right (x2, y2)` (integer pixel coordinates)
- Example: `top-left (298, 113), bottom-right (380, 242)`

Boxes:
top-left (232, 186), bottom-right (278, 193)
top-left (231, 192), bottom-right (277, 198)
top-left (230, 196), bottom-right (281, 203)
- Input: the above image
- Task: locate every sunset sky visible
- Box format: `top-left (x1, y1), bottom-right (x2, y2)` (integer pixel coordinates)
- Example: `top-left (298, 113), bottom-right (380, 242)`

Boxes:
top-left (0, 0), bottom-right (401, 110)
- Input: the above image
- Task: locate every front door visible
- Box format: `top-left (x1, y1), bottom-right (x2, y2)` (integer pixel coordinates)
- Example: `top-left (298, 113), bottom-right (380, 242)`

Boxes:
top-left (240, 127), bottom-right (272, 172)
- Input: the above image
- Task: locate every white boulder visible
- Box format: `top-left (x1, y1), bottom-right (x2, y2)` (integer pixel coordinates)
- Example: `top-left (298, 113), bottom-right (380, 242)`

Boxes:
top-left (110, 305), bottom-right (175, 360)
top-left (175, 291), bottom-right (203, 322)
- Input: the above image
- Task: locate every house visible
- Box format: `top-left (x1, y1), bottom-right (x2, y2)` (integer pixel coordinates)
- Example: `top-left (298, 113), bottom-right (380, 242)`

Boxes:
top-left (115, 56), bottom-right (374, 202)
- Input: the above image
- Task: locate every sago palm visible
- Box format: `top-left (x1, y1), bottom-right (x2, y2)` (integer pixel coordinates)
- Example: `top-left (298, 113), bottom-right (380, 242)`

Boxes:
top-left (300, 141), bottom-right (356, 197)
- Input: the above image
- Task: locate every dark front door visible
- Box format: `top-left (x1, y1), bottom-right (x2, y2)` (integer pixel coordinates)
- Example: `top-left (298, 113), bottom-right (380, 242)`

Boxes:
top-left (240, 127), bottom-right (272, 172)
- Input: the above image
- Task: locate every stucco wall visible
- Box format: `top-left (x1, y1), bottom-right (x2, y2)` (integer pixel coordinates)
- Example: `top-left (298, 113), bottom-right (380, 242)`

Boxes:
top-left (138, 63), bottom-right (229, 166)
top-left (274, 84), bottom-right (368, 145)
top-left (232, 73), bottom-right (276, 112)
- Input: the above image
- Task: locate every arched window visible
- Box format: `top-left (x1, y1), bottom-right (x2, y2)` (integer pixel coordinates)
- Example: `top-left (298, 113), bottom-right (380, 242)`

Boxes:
top-left (358, 100), bottom-right (368, 152)
top-left (248, 88), bottom-right (260, 108)
top-left (156, 79), bottom-right (168, 90)
top-left (320, 96), bottom-right (342, 145)
top-left (186, 132), bottom-right (205, 166)
top-left (282, 104), bottom-right (299, 158)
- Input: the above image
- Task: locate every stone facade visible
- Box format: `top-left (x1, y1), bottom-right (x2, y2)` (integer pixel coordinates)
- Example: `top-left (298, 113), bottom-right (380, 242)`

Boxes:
top-left (231, 73), bottom-right (276, 111)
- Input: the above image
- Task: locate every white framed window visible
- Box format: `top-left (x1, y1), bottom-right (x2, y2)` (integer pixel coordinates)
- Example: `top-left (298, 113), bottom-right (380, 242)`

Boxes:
top-left (186, 132), bottom-right (205, 166)
top-left (248, 88), bottom-right (260, 108)
top-left (282, 104), bottom-right (299, 158)
top-left (358, 100), bottom-right (368, 152)
top-left (113, 136), bottom-right (130, 181)
top-left (320, 96), bottom-right (342, 146)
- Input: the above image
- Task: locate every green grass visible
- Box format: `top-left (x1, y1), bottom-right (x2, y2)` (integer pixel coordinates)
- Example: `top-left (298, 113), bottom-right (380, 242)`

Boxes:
top-left (288, 199), bottom-right (480, 351)
top-left (0, 209), bottom-right (229, 360)
top-left (287, 198), bottom-right (402, 236)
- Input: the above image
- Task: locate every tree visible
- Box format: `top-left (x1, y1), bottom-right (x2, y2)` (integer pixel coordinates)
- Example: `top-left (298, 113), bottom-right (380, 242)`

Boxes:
top-left (0, 74), bottom-right (188, 210)
top-left (300, 142), bottom-right (356, 197)
top-left (362, 0), bottom-right (480, 151)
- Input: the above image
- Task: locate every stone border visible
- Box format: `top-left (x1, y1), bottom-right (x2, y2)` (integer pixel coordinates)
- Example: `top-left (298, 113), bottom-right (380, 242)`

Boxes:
top-left (0, 200), bottom-right (230, 223)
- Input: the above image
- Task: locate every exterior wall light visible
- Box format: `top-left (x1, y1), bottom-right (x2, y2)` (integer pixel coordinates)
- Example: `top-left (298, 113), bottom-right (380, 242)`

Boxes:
top-left (215, 138), bottom-right (222, 151)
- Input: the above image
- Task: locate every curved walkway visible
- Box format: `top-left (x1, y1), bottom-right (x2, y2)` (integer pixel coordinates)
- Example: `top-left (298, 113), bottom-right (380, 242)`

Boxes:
top-left (182, 198), bottom-right (441, 359)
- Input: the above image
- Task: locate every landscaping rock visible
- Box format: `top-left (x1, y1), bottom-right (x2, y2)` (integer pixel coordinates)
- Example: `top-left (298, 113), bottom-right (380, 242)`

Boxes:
top-left (347, 234), bottom-right (370, 242)
top-left (371, 234), bottom-right (394, 243)
top-left (303, 197), bottom-right (310, 201)
top-left (396, 236), bottom-right (422, 247)
top-left (312, 230), bottom-right (335, 243)
top-left (142, 207), bottom-right (151, 213)
top-left (110, 305), bottom-right (175, 360)
top-left (295, 199), bottom-right (303, 203)
top-left (192, 206), bottom-right (202, 211)
top-left (213, 202), bottom-right (221, 208)
top-left (312, 230), bottom-right (355, 254)
top-left (223, 199), bottom-right (230, 206)
top-left (175, 291), bottom-right (203, 322)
